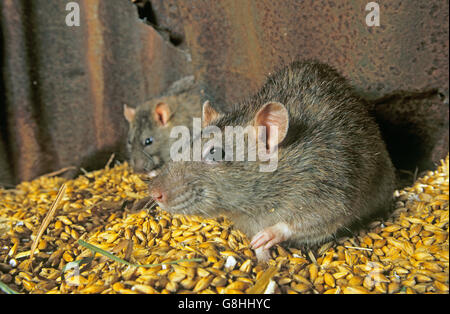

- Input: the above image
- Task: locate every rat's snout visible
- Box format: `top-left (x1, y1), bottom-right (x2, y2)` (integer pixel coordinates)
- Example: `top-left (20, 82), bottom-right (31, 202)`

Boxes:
top-left (132, 155), bottom-right (158, 173)
top-left (146, 161), bottom-right (199, 214)
top-left (132, 158), bottom-right (147, 172)
top-left (149, 187), bottom-right (167, 204)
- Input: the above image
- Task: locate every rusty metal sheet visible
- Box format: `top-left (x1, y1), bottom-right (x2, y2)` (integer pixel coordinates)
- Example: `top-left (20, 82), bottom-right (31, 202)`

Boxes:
top-left (0, 0), bottom-right (191, 184)
top-left (176, 0), bottom-right (449, 103)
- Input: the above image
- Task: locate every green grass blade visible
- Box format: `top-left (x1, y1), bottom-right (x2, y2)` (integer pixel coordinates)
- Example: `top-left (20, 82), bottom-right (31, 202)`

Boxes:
top-left (77, 239), bottom-right (202, 268)
top-left (0, 280), bottom-right (20, 294)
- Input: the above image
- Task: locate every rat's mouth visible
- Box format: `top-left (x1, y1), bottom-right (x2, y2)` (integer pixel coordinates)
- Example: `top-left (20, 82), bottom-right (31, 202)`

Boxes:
top-left (133, 153), bottom-right (163, 173)
top-left (150, 184), bottom-right (207, 216)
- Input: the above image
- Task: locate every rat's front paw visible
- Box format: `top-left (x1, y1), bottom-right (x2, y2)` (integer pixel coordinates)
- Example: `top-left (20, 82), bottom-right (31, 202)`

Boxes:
top-left (251, 229), bottom-right (279, 250)
top-left (250, 222), bottom-right (293, 250)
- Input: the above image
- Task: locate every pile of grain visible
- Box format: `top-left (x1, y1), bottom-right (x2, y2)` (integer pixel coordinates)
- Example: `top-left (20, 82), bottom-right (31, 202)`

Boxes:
top-left (0, 156), bottom-right (448, 294)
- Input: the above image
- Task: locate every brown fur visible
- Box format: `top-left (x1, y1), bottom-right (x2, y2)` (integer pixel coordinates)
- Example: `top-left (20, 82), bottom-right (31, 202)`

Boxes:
top-left (149, 60), bottom-right (396, 248)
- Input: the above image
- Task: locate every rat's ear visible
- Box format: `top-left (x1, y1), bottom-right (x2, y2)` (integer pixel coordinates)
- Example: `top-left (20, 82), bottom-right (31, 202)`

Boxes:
top-left (254, 101), bottom-right (289, 152)
top-left (202, 100), bottom-right (221, 127)
top-left (123, 104), bottom-right (136, 123)
top-left (153, 103), bottom-right (171, 126)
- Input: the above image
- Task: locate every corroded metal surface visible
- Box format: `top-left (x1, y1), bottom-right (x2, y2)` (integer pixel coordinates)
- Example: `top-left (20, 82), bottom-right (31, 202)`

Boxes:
top-left (176, 0), bottom-right (449, 103)
top-left (1, 0), bottom-right (191, 184)
top-left (0, 0), bottom-right (448, 184)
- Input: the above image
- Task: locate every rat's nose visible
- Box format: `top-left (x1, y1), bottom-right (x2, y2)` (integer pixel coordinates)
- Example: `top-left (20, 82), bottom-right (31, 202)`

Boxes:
top-left (132, 158), bottom-right (145, 172)
top-left (150, 188), bottom-right (167, 203)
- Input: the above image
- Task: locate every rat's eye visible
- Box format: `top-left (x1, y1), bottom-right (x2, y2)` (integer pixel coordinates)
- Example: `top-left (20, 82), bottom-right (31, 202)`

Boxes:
top-left (204, 146), bottom-right (225, 163)
top-left (144, 137), bottom-right (153, 146)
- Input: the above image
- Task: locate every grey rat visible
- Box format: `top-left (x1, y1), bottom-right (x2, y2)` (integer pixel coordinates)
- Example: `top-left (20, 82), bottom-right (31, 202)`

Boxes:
top-left (124, 76), bottom-right (207, 174)
top-left (148, 60), bottom-right (396, 261)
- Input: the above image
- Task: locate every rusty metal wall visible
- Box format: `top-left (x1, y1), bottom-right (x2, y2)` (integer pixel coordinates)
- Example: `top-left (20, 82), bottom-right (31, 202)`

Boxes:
top-left (0, 0), bottom-right (448, 185)
top-left (173, 0), bottom-right (449, 102)
top-left (0, 0), bottom-right (192, 185)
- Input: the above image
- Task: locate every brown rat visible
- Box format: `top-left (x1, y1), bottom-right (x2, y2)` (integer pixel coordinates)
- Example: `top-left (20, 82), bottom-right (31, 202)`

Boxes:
top-left (124, 76), bottom-right (207, 174)
top-left (148, 60), bottom-right (396, 261)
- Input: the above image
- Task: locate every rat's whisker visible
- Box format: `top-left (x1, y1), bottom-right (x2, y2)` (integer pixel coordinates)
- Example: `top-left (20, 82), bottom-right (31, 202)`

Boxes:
top-left (141, 149), bottom-right (154, 162)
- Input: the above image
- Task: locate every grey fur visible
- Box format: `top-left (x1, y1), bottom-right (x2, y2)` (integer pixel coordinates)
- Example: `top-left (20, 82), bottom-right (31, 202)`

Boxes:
top-left (150, 60), bottom-right (396, 248)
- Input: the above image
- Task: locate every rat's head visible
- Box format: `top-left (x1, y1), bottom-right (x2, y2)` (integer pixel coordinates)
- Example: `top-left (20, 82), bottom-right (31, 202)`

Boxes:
top-left (148, 100), bottom-right (289, 217)
top-left (124, 97), bottom-right (178, 173)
